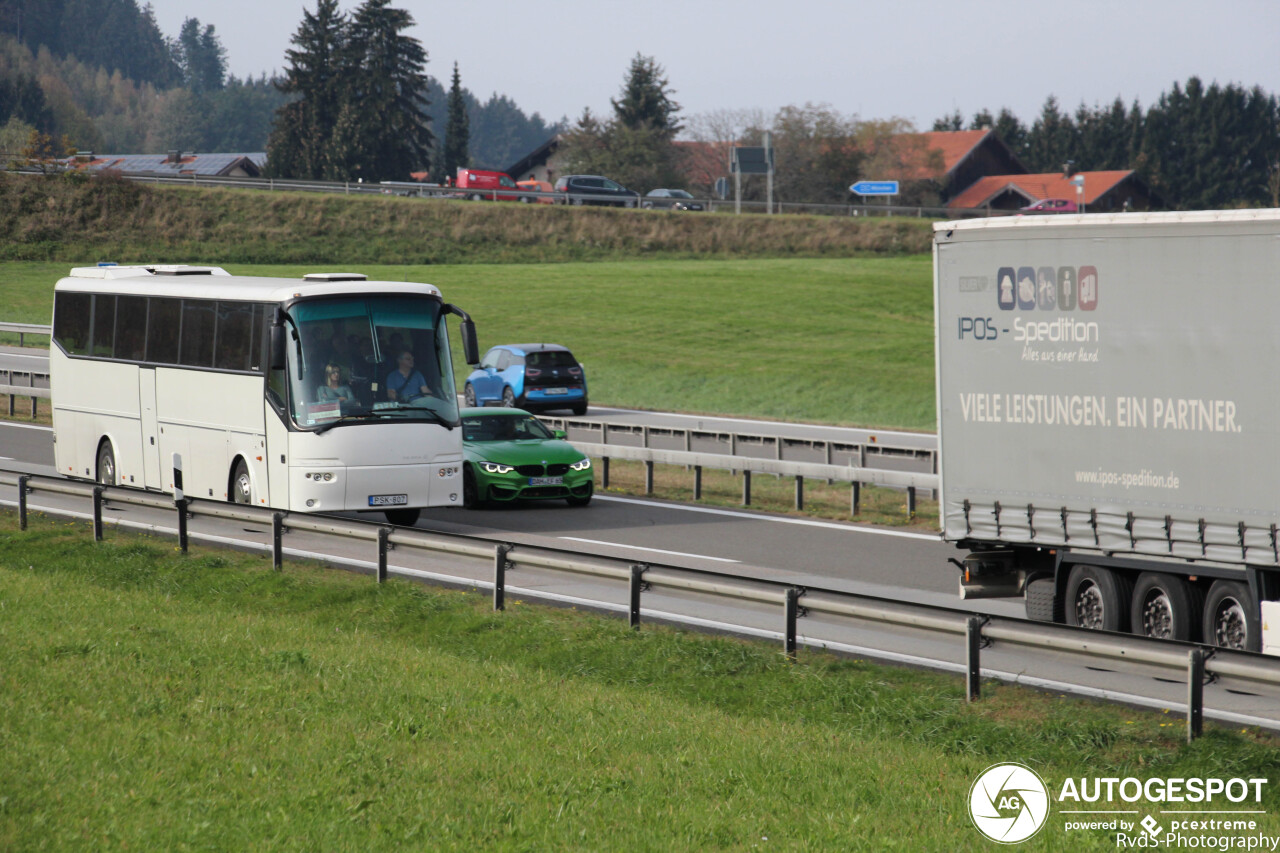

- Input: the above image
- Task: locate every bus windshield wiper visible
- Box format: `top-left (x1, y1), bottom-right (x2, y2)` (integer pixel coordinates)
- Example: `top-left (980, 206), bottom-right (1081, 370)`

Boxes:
top-left (314, 405), bottom-right (456, 433)
top-left (313, 413), bottom-right (382, 435)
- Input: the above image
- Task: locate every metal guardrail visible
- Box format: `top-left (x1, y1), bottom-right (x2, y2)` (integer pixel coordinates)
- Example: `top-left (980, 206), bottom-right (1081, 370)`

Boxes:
top-left (0, 322), bottom-right (48, 346)
top-left (9, 167), bottom-right (1008, 220)
top-left (2, 465), bottom-right (1276, 739)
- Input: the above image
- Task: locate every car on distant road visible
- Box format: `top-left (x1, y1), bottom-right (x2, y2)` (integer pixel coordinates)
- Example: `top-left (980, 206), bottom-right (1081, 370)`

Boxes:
top-left (1019, 198), bottom-right (1078, 214)
top-left (461, 407), bottom-right (594, 507)
top-left (516, 179), bottom-right (555, 204)
top-left (464, 343), bottom-right (588, 415)
top-left (554, 175), bottom-right (640, 207)
top-left (642, 189), bottom-right (704, 211)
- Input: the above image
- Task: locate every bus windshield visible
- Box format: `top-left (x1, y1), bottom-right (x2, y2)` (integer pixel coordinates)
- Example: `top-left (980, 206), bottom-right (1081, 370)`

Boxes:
top-left (281, 294), bottom-right (459, 429)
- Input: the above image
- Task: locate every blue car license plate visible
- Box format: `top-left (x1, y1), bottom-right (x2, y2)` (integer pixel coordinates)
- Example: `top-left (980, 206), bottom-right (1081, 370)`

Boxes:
top-left (529, 476), bottom-right (563, 486)
top-left (544, 388), bottom-right (567, 395)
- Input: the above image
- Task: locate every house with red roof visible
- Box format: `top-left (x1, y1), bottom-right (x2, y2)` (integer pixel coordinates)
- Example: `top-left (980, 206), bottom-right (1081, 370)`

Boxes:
top-left (947, 170), bottom-right (1161, 212)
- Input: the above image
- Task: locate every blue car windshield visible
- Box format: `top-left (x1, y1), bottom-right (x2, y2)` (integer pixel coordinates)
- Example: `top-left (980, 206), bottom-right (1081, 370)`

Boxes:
top-left (463, 414), bottom-right (554, 442)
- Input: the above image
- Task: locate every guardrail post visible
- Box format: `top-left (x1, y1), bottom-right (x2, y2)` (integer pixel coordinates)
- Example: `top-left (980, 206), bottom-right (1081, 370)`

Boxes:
top-left (784, 588), bottom-right (802, 660)
top-left (629, 563), bottom-right (647, 629)
top-left (644, 461), bottom-right (654, 495)
top-left (742, 470), bottom-right (752, 506)
top-left (907, 487), bottom-right (917, 519)
top-left (693, 466), bottom-right (702, 500)
top-left (601, 457), bottom-right (610, 489)
top-left (176, 498), bottom-right (189, 552)
top-left (92, 486), bottom-right (104, 541)
top-left (272, 512), bottom-right (284, 570)
top-left (795, 476), bottom-right (804, 511)
top-left (29, 372), bottom-right (36, 418)
top-left (851, 481), bottom-right (861, 515)
top-left (17, 475), bottom-right (29, 530)
top-left (966, 617), bottom-right (984, 701)
top-left (1187, 648), bottom-right (1206, 741)
top-left (494, 543), bottom-right (511, 611)
top-left (377, 526), bottom-right (390, 583)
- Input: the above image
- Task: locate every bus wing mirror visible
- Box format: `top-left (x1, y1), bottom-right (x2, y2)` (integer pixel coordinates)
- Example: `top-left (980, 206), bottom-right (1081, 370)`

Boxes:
top-left (460, 318), bottom-right (479, 365)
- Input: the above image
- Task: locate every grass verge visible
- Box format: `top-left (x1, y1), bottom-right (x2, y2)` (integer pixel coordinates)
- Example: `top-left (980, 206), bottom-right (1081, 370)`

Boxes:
top-left (1, 511), bottom-right (1277, 851)
top-left (2, 256), bottom-right (936, 429)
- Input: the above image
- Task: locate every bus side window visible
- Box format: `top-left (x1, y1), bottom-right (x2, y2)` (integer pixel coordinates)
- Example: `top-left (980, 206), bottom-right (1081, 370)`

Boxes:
top-left (115, 296), bottom-right (147, 360)
top-left (53, 292), bottom-right (91, 356)
top-left (147, 297), bottom-right (181, 364)
top-left (179, 300), bottom-right (215, 367)
top-left (91, 295), bottom-right (116, 357)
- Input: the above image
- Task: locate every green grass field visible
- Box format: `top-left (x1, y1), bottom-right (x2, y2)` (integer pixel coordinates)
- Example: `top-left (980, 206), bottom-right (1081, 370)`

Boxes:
top-left (2, 256), bottom-right (936, 429)
top-left (3, 512), bottom-right (1277, 851)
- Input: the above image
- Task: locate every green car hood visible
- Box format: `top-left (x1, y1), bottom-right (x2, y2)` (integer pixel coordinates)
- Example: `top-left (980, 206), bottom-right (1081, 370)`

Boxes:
top-left (463, 439), bottom-right (586, 464)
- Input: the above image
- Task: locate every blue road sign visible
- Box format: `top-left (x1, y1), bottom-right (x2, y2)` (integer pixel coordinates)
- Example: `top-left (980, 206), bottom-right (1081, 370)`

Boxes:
top-left (850, 180), bottom-right (899, 196)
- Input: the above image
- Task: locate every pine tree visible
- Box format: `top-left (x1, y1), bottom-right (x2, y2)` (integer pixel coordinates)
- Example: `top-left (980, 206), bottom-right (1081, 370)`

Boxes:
top-left (1025, 96), bottom-right (1077, 172)
top-left (339, 0), bottom-right (432, 182)
top-left (176, 17), bottom-right (227, 93)
top-left (442, 62), bottom-right (469, 179)
top-left (266, 0), bottom-right (346, 179)
top-left (611, 54), bottom-right (681, 136)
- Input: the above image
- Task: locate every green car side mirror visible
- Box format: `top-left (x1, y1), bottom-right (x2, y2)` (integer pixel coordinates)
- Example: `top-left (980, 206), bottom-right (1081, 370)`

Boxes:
top-left (554, 430), bottom-right (567, 439)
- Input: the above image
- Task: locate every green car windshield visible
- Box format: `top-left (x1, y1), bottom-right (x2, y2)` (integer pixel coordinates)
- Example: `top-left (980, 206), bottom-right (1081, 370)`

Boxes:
top-left (463, 413), bottom-right (554, 442)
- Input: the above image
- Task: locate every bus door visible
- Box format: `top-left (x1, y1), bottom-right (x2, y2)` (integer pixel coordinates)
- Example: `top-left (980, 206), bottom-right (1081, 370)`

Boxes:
top-left (138, 367), bottom-right (162, 488)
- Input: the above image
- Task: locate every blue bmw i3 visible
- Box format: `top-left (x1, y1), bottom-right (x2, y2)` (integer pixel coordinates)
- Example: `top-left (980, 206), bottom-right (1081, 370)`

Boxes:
top-left (463, 343), bottom-right (588, 415)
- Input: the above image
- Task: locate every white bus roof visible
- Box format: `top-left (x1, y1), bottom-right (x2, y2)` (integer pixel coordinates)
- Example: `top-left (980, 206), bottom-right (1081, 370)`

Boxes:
top-left (55, 265), bottom-right (442, 301)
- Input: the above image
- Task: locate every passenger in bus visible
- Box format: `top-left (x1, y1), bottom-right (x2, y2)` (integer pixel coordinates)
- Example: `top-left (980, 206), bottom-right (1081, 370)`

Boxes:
top-left (386, 350), bottom-right (432, 402)
top-left (316, 363), bottom-right (356, 408)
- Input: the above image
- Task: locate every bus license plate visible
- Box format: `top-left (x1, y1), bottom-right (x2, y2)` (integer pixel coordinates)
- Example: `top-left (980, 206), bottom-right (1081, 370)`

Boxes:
top-left (529, 476), bottom-right (563, 486)
top-left (368, 494), bottom-right (408, 506)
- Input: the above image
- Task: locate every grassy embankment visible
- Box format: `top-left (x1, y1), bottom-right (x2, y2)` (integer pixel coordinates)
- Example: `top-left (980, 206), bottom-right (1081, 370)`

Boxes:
top-left (0, 171), bottom-right (932, 265)
top-left (2, 511), bottom-right (1278, 851)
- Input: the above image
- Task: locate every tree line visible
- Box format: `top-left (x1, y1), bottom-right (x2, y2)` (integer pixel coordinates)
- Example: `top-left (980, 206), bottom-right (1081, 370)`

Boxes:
top-left (934, 80), bottom-right (1280, 209)
top-left (0, 0), bottom-right (557, 177)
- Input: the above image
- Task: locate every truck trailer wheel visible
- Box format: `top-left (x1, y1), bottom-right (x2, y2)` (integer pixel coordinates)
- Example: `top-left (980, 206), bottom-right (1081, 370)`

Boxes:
top-left (1064, 565), bottom-right (1128, 632)
top-left (1202, 580), bottom-right (1260, 652)
top-left (1130, 572), bottom-right (1198, 641)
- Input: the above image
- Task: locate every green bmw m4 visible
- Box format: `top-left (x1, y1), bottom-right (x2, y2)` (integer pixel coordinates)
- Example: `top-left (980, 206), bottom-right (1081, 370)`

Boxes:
top-left (460, 407), bottom-right (594, 508)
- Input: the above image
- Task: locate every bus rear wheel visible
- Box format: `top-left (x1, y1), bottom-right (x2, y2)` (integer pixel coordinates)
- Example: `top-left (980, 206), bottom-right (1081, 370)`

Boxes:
top-left (96, 441), bottom-right (116, 486)
top-left (231, 460), bottom-right (252, 505)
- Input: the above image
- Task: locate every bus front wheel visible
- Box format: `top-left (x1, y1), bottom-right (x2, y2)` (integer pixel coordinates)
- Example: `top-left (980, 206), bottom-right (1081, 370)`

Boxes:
top-left (385, 508), bottom-right (420, 526)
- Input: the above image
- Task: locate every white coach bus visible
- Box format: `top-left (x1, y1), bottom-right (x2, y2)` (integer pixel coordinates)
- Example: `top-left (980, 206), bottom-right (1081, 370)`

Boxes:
top-left (50, 264), bottom-right (479, 526)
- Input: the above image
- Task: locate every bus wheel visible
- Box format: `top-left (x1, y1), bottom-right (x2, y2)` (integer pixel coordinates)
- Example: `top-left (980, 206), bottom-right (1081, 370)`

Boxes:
top-left (1130, 572), bottom-right (1197, 641)
top-left (96, 441), bottom-right (116, 486)
top-left (1203, 580), bottom-right (1260, 652)
top-left (231, 460), bottom-right (252, 505)
top-left (1064, 565), bottom-right (1128, 632)
top-left (385, 508), bottom-right (420, 526)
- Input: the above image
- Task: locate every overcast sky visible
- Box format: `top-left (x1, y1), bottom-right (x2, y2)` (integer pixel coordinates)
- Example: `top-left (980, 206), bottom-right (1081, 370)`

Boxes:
top-left (152, 0), bottom-right (1280, 131)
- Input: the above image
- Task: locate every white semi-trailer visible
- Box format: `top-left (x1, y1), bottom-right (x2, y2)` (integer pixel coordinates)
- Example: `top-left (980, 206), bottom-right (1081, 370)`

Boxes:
top-left (934, 210), bottom-right (1280, 653)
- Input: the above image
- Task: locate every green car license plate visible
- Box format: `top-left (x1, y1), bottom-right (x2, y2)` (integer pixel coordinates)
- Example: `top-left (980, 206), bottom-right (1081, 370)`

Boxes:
top-left (529, 476), bottom-right (563, 486)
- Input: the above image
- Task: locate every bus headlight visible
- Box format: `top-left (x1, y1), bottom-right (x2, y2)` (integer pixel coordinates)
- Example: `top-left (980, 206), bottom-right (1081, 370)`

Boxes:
top-left (438, 466), bottom-right (459, 478)
top-left (570, 458), bottom-right (592, 471)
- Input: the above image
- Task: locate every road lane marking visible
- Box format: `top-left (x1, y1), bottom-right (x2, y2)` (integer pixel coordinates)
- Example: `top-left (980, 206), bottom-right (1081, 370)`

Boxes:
top-left (559, 536), bottom-right (740, 563)
top-left (594, 495), bottom-right (940, 541)
top-left (0, 422), bottom-right (51, 431)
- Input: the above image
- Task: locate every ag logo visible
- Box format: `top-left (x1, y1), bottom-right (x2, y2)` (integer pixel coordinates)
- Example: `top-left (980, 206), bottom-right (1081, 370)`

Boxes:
top-left (969, 763), bottom-right (1050, 844)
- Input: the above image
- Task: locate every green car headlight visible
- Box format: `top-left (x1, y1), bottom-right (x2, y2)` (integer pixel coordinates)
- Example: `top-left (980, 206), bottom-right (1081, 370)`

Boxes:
top-left (570, 457), bottom-right (592, 471)
top-left (481, 462), bottom-right (515, 474)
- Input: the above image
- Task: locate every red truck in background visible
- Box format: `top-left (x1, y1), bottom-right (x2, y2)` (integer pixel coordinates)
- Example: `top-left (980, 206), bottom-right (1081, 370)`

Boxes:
top-left (455, 168), bottom-right (520, 201)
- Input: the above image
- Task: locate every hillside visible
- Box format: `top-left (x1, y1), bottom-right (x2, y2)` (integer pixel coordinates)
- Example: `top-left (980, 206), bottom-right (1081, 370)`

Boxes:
top-left (0, 172), bottom-right (934, 265)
